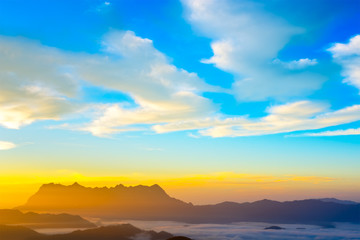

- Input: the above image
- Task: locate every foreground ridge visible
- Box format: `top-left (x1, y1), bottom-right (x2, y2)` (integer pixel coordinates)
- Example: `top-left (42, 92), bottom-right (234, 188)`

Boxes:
top-left (0, 209), bottom-right (95, 228)
top-left (0, 224), bottom-right (177, 240)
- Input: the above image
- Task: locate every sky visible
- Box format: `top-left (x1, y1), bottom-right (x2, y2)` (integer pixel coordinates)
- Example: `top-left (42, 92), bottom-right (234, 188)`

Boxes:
top-left (0, 0), bottom-right (360, 208)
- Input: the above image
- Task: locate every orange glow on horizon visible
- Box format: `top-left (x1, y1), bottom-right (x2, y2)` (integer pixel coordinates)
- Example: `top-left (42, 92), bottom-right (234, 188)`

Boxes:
top-left (0, 170), bottom-right (358, 209)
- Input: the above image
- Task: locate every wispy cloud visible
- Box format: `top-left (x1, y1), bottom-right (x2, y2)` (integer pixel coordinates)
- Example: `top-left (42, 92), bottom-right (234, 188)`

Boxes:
top-left (182, 0), bottom-right (324, 101)
top-left (154, 101), bottom-right (360, 137)
top-left (76, 30), bottom-right (219, 137)
top-left (0, 141), bottom-right (16, 150)
top-left (0, 37), bottom-right (76, 129)
top-left (294, 128), bottom-right (360, 137)
top-left (188, 133), bottom-right (201, 138)
top-left (1, 29), bottom-right (360, 138)
top-left (0, 31), bottom-right (219, 136)
top-left (88, 1), bottom-right (112, 14)
top-left (272, 58), bottom-right (318, 70)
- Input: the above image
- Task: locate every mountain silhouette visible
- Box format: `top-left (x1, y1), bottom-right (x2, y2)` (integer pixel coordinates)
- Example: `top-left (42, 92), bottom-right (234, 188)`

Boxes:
top-left (189, 199), bottom-right (360, 224)
top-left (18, 183), bottom-right (360, 224)
top-left (18, 182), bottom-right (191, 221)
top-left (0, 224), bottom-right (174, 240)
top-left (0, 225), bottom-right (42, 240)
top-left (0, 209), bottom-right (95, 228)
top-left (167, 237), bottom-right (193, 240)
top-left (315, 198), bottom-right (359, 205)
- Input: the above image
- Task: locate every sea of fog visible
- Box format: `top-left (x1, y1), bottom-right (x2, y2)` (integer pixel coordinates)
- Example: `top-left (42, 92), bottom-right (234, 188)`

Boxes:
top-left (35, 220), bottom-right (360, 240)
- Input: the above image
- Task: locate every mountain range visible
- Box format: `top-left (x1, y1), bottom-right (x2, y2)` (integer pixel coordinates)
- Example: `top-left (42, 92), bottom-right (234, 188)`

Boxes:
top-left (314, 198), bottom-right (359, 205)
top-left (0, 209), bottom-right (95, 228)
top-left (18, 182), bottom-right (360, 224)
top-left (0, 224), bottom-right (175, 240)
top-left (18, 182), bottom-right (188, 220)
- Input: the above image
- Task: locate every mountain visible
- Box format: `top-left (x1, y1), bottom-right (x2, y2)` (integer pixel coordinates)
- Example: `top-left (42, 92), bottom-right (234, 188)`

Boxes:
top-left (315, 198), bottom-right (359, 205)
top-left (188, 199), bottom-right (360, 224)
top-left (33, 224), bottom-right (173, 240)
top-left (0, 224), bottom-right (175, 240)
top-left (18, 182), bottom-right (190, 220)
top-left (0, 209), bottom-right (95, 228)
top-left (0, 225), bottom-right (42, 240)
top-left (18, 183), bottom-right (360, 224)
top-left (167, 237), bottom-right (193, 240)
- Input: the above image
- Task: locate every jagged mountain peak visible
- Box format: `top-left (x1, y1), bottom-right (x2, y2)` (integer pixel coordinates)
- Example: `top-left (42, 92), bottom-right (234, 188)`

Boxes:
top-left (38, 182), bottom-right (167, 191)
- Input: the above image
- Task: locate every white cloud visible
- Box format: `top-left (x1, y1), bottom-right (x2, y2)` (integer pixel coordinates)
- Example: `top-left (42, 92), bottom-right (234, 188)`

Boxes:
top-left (0, 141), bottom-right (16, 150)
top-left (273, 58), bottom-right (318, 70)
top-left (328, 35), bottom-right (360, 91)
top-left (91, 1), bottom-right (111, 13)
top-left (188, 133), bottom-right (201, 138)
top-left (298, 128), bottom-right (360, 137)
top-left (329, 35), bottom-right (360, 58)
top-left (153, 116), bottom-right (248, 134)
top-left (266, 100), bottom-right (327, 117)
top-left (77, 31), bottom-right (218, 136)
top-left (182, 0), bottom-right (324, 101)
top-left (154, 101), bottom-right (360, 137)
top-left (0, 37), bottom-right (76, 129)
top-left (0, 31), bottom-right (219, 136)
top-left (2, 30), bottom-right (360, 139)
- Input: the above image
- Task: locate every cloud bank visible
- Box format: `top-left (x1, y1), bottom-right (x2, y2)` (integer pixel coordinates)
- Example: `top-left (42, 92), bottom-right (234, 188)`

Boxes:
top-left (111, 221), bottom-right (360, 240)
top-left (0, 2), bottom-right (360, 138)
top-left (2, 31), bottom-right (360, 138)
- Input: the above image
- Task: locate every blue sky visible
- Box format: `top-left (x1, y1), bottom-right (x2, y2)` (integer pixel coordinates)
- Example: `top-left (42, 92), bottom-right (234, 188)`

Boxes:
top-left (0, 0), bottom-right (360, 204)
